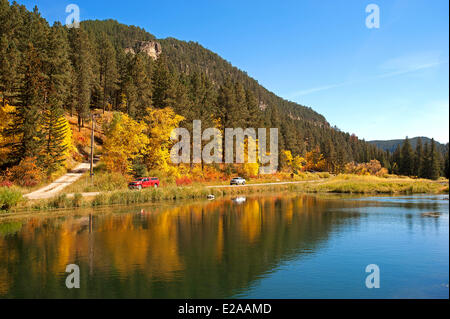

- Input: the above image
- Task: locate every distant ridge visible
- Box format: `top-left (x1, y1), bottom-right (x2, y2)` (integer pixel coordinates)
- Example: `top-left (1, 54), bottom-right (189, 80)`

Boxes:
top-left (368, 137), bottom-right (448, 154)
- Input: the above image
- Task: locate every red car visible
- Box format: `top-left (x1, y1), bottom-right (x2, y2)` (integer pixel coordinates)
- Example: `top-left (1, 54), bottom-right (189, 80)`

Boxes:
top-left (128, 177), bottom-right (160, 190)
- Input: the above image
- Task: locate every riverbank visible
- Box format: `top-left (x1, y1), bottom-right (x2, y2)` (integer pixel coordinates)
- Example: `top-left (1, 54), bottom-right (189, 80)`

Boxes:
top-left (2, 174), bottom-right (447, 214)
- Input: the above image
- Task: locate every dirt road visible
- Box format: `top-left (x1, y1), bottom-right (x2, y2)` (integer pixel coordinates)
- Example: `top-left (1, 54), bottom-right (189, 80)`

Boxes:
top-left (24, 163), bottom-right (91, 200)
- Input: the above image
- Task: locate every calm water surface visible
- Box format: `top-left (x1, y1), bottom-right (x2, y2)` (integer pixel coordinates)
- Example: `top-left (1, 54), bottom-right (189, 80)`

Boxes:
top-left (0, 194), bottom-right (448, 298)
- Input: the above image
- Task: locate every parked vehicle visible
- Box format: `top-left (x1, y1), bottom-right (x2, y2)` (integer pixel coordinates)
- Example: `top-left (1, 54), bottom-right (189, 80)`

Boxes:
top-left (128, 177), bottom-right (160, 190)
top-left (230, 177), bottom-right (246, 185)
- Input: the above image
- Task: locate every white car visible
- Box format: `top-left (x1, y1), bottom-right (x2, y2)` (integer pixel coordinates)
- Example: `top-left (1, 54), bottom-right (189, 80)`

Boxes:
top-left (230, 177), bottom-right (246, 185)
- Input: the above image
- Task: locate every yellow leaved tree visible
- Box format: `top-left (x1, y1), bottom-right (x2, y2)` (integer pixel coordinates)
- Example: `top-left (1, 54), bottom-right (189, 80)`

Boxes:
top-left (292, 155), bottom-right (306, 172)
top-left (280, 150), bottom-right (306, 174)
top-left (102, 112), bottom-right (149, 174)
top-left (60, 117), bottom-right (76, 168)
top-left (144, 107), bottom-right (184, 176)
top-left (0, 103), bottom-right (15, 164)
top-left (242, 136), bottom-right (259, 177)
top-left (281, 150), bottom-right (293, 171)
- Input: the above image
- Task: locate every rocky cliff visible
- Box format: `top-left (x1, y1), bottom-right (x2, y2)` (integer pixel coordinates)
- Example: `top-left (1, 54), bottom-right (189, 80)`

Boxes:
top-left (125, 40), bottom-right (162, 60)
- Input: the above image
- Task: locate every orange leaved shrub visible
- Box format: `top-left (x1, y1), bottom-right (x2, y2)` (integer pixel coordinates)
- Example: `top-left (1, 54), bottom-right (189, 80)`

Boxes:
top-left (344, 160), bottom-right (388, 176)
top-left (176, 176), bottom-right (193, 186)
top-left (8, 157), bottom-right (43, 187)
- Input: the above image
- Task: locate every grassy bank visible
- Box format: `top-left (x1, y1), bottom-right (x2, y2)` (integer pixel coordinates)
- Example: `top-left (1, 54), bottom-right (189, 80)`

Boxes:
top-left (0, 187), bottom-right (22, 211)
top-left (3, 174), bottom-right (447, 213)
top-left (299, 174), bottom-right (448, 194)
top-left (63, 169), bottom-right (129, 193)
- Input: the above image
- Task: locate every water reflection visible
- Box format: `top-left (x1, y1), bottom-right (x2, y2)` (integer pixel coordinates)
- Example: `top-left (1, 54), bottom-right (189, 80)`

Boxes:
top-left (232, 197), bottom-right (246, 204)
top-left (0, 194), bottom-right (448, 298)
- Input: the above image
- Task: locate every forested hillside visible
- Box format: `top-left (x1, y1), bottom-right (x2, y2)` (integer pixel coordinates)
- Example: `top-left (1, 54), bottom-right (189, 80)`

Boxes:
top-left (80, 19), bottom-right (389, 168)
top-left (0, 1), bottom-right (448, 186)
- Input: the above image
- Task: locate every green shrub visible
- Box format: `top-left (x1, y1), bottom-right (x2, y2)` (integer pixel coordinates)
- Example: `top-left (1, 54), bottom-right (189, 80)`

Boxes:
top-left (0, 187), bottom-right (23, 211)
top-left (49, 193), bottom-right (71, 209)
top-left (72, 193), bottom-right (83, 207)
top-left (92, 193), bottom-right (109, 206)
top-left (131, 158), bottom-right (148, 178)
top-left (318, 172), bottom-right (331, 178)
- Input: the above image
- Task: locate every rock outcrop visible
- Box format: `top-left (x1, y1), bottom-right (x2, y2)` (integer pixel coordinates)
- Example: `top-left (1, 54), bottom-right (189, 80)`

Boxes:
top-left (124, 40), bottom-right (162, 60)
top-left (124, 47), bottom-right (135, 55)
top-left (137, 41), bottom-right (162, 60)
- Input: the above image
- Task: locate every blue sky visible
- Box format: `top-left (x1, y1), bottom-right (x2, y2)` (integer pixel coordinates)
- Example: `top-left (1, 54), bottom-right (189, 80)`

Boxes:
top-left (18, 0), bottom-right (449, 143)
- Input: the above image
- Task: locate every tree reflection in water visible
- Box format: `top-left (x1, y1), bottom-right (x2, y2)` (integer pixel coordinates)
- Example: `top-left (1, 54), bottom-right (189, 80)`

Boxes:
top-left (0, 194), bottom-right (446, 298)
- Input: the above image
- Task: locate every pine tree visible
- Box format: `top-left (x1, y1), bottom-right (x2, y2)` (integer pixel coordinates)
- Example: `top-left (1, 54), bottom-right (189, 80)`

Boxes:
top-left (245, 89), bottom-right (262, 128)
top-left (68, 28), bottom-right (94, 130)
top-left (422, 142), bottom-right (430, 178)
top-left (413, 137), bottom-right (423, 177)
top-left (217, 79), bottom-right (238, 128)
top-left (41, 111), bottom-right (69, 174)
top-left (324, 139), bottom-right (337, 173)
top-left (120, 52), bottom-right (138, 117)
top-left (7, 44), bottom-right (46, 165)
top-left (0, 35), bottom-right (19, 106)
top-left (151, 54), bottom-right (176, 110)
top-left (282, 120), bottom-right (302, 157)
top-left (428, 139), bottom-right (441, 180)
top-left (98, 32), bottom-right (118, 113)
top-left (233, 82), bottom-right (248, 128)
top-left (400, 137), bottom-right (414, 176)
top-left (44, 23), bottom-right (71, 105)
top-left (392, 145), bottom-right (401, 174)
top-left (381, 152), bottom-right (391, 173)
top-left (133, 53), bottom-right (153, 117)
top-left (423, 140), bottom-right (441, 180)
top-left (40, 23), bottom-right (71, 175)
top-left (444, 144), bottom-right (449, 179)
top-left (171, 74), bottom-right (191, 120)
top-left (121, 52), bottom-right (153, 119)
top-left (187, 72), bottom-right (216, 128)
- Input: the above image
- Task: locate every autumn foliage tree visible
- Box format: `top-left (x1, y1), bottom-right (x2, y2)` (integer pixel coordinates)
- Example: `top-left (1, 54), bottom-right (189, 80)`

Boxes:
top-left (304, 147), bottom-right (326, 172)
top-left (280, 150), bottom-right (293, 171)
top-left (102, 112), bottom-right (149, 174)
top-left (281, 150), bottom-right (306, 174)
top-left (144, 107), bottom-right (184, 175)
top-left (241, 136), bottom-right (259, 178)
top-left (0, 103), bottom-right (15, 165)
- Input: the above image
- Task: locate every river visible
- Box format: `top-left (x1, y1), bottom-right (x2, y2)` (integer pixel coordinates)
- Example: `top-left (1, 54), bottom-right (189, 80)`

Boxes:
top-left (0, 193), bottom-right (448, 298)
